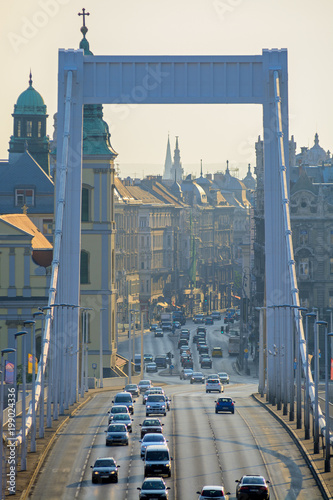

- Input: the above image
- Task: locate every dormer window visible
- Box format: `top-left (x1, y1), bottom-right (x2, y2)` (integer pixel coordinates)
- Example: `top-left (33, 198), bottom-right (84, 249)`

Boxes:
top-left (15, 188), bottom-right (34, 207)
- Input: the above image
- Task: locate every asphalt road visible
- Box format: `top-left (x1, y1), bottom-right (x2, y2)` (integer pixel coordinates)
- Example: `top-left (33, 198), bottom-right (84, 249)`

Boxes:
top-left (30, 321), bottom-right (323, 499)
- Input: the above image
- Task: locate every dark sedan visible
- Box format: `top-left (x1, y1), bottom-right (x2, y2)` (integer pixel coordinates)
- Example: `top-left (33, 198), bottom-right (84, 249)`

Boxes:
top-left (190, 371), bottom-right (205, 384)
top-left (235, 475), bottom-right (270, 499)
top-left (91, 457), bottom-right (120, 483)
top-left (140, 417), bottom-right (164, 438)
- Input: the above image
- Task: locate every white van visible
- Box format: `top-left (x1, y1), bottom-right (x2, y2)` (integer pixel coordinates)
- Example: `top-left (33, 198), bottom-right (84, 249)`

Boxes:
top-left (143, 444), bottom-right (172, 477)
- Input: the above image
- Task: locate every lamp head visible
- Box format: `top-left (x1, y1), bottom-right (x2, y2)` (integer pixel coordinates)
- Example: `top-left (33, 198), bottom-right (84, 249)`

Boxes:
top-left (23, 320), bottom-right (35, 326)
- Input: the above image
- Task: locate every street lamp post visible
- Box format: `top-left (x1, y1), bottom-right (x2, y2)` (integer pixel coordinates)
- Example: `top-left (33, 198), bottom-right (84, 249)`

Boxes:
top-left (13, 331), bottom-right (27, 471)
top-left (296, 307), bottom-right (308, 429)
top-left (304, 312), bottom-right (316, 439)
top-left (0, 348), bottom-right (15, 499)
top-left (128, 310), bottom-right (132, 384)
top-left (23, 319), bottom-right (36, 452)
top-left (20, 333), bottom-right (27, 470)
top-left (33, 311), bottom-right (45, 438)
top-left (314, 320), bottom-right (327, 454)
top-left (99, 307), bottom-right (106, 389)
top-left (325, 331), bottom-right (333, 472)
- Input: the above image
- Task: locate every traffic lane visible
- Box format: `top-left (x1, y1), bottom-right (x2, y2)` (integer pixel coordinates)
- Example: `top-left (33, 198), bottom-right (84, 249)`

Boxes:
top-left (79, 393), bottom-right (148, 499)
top-left (212, 390), bottom-right (322, 500)
top-left (172, 385), bottom-right (322, 500)
top-left (174, 391), bottom-right (229, 500)
top-left (32, 392), bottom-right (113, 500)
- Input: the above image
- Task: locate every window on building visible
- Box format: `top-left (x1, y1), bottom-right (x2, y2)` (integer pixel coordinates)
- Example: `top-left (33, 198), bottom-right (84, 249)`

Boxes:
top-left (299, 258), bottom-right (309, 276)
top-left (300, 229), bottom-right (308, 245)
top-left (37, 121), bottom-right (42, 138)
top-left (328, 291), bottom-right (333, 308)
top-left (330, 258), bottom-right (333, 275)
top-left (146, 280), bottom-right (149, 292)
top-left (15, 188), bottom-right (34, 207)
top-left (82, 187), bottom-right (89, 222)
top-left (141, 262), bottom-right (144, 269)
top-left (330, 230), bottom-right (333, 246)
top-left (80, 250), bottom-right (89, 284)
top-left (17, 120), bottom-right (21, 137)
top-left (26, 121), bottom-right (32, 137)
top-left (43, 219), bottom-right (53, 234)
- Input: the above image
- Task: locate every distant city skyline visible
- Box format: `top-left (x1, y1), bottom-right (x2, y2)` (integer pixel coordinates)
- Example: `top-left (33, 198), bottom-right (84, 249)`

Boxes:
top-left (2, 0), bottom-right (332, 179)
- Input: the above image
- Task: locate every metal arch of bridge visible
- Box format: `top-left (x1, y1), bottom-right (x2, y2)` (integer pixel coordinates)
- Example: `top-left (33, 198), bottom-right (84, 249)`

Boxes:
top-left (55, 49), bottom-right (290, 401)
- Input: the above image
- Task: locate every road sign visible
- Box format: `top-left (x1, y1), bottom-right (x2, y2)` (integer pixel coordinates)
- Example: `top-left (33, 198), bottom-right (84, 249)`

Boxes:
top-left (92, 363), bottom-right (97, 370)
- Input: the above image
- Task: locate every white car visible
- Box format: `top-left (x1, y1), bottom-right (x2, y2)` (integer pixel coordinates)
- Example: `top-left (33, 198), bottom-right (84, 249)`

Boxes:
top-left (107, 405), bottom-right (129, 424)
top-left (206, 378), bottom-right (223, 393)
top-left (197, 485), bottom-right (229, 499)
top-left (218, 372), bottom-right (230, 384)
top-left (139, 432), bottom-right (169, 457)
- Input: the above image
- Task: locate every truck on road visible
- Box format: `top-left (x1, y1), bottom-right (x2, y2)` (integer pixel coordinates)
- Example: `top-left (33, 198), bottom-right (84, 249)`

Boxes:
top-left (228, 336), bottom-right (240, 355)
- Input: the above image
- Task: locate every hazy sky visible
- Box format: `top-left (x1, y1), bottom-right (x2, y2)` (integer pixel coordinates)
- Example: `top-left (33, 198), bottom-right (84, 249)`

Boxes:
top-left (2, 0), bottom-right (332, 179)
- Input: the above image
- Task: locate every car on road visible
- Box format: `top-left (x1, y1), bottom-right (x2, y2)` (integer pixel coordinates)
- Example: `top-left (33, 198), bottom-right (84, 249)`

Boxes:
top-left (155, 355), bottom-right (168, 368)
top-left (173, 320), bottom-right (181, 329)
top-left (218, 372), bottom-right (230, 384)
top-left (200, 355), bottom-right (212, 369)
top-left (111, 413), bottom-right (133, 432)
top-left (193, 314), bottom-right (205, 324)
top-left (205, 316), bottom-right (214, 325)
top-left (206, 378), bottom-right (222, 393)
top-left (105, 423), bottom-right (129, 446)
top-left (107, 405), bottom-right (129, 424)
top-left (180, 328), bottom-right (190, 340)
top-left (143, 388), bottom-right (165, 405)
top-left (123, 383), bottom-right (140, 397)
top-left (146, 394), bottom-right (168, 416)
top-left (138, 477), bottom-right (170, 499)
top-left (211, 311), bottom-right (221, 320)
top-left (155, 327), bottom-right (164, 337)
top-left (140, 417), bottom-right (164, 438)
top-left (143, 353), bottom-right (154, 363)
top-left (91, 457), bottom-right (120, 483)
top-left (154, 327), bottom-right (164, 337)
top-left (180, 368), bottom-right (193, 380)
top-left (197, 485), bottom-right (229, 499)
top-left (215, 397), bottom-right (235, 414)
top-left (190, 372), bottom-right (205, 384)
top-left (112, 392), bottom-right (135, 414)
top-left (143, 444), bottom-right (172, 478)
top-left (138, 379), bottom-right (152, 393)
top-left (150, 324), bottom-right (158, 332)
top-left (211, 347), bottom-right (223, 358)
top-left (146, 362), bottom-right (158, 373)
top-left (235, 475), bottom-right (270, 499)
top-left (139, 433), bottom-right (169, 457)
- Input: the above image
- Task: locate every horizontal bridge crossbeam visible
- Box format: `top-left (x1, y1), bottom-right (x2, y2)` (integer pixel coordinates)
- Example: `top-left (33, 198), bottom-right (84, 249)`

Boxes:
top-left (80, 55), bottom-right (265, 105)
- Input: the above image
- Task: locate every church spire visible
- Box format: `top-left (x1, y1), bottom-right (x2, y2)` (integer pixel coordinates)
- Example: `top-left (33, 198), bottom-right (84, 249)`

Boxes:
top-left (163, 133), bottom-right (172, 180)
top-left (200, 159), bottom-right (203, 177)
top-left (29, 69), bottom-right (32, 87)
top-left (78, 8), bottom-right (93, 55)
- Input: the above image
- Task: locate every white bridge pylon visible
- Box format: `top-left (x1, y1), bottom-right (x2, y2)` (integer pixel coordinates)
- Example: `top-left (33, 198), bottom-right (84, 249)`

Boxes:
top-left (55, 49), bottom-right (317, 416)
top-left (56, 48), bottom-right (291, 398)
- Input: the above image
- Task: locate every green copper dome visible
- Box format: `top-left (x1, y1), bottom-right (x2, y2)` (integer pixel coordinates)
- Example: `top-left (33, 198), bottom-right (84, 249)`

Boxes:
top-left (14, 73), bottom-right (47, 116)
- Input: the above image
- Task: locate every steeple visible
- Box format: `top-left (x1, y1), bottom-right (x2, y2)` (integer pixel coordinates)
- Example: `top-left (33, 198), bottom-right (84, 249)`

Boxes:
top-left (78, 8), bottom-right (93, 55)
top-left (9, 72), bottom-right (50, 174)
top-left (170, 136), bottom-right (183, 182)
top-left (163, 134), bottom-right (172, 180)
top-left (200, 159), bottom-right (203, 177)
top-left (76, 10), bottom-right (117, 158)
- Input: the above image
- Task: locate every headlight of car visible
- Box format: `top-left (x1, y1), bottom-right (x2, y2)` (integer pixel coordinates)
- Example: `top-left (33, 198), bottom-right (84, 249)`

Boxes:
top-left (161, 405), bottom-right (165, 409)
